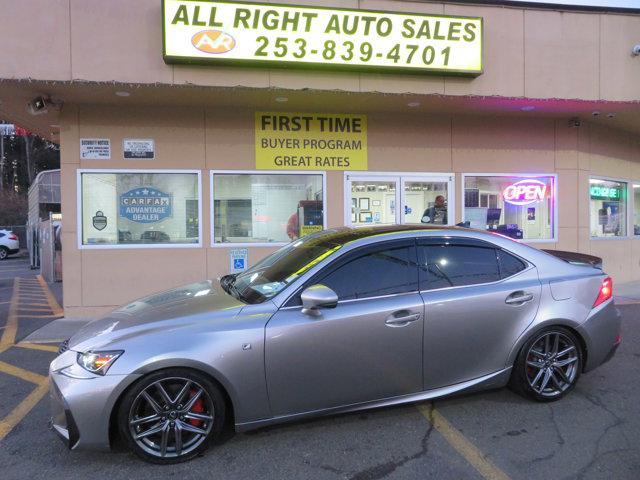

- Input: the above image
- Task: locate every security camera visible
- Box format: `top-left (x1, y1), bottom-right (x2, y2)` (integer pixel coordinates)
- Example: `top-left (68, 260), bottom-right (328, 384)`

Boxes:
top-left (633, 45), bottom-right (640, 56)
top-left (26, 96), bottom-right (48, 115)
top-left (568, 117), bottom-right (581, 128)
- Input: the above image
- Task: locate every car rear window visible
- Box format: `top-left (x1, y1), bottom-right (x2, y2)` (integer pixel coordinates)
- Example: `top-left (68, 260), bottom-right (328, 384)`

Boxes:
top-left (497, 250), bottom-right (527, 279)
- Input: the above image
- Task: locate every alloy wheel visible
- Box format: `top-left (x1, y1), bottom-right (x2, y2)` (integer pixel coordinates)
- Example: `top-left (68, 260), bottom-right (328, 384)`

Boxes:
top-left (0, 248), bottom-right (7, 260)
top-left (525, 331), bottom-right (579, 398)
top-left (128, 377), bottom-right (215, 459)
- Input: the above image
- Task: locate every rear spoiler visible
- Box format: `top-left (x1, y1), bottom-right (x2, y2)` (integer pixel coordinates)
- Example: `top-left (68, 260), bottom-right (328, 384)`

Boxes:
top-left (542, 249), bottom-right (603, 269)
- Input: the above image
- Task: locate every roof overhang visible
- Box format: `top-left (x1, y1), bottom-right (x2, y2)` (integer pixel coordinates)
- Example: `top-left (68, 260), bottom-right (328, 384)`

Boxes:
top-left (1, 79), bottom-right (639, 142)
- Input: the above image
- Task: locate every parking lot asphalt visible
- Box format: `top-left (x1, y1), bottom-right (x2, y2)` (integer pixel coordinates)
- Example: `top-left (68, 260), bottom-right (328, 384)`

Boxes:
top-left (0, 257), bottom-right (638, 480)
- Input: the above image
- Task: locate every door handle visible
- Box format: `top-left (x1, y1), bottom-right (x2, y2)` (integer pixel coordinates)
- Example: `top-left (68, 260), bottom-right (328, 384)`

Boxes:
top-left (385, 312), bottom-right (421, 327)
top-left (505, 291), bottom-right (534, 305)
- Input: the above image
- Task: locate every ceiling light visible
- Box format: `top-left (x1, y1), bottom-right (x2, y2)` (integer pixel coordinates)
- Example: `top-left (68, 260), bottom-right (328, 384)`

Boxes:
top-left (607, 113), bottom-right (616, 118)
top-left (592, 111), bottom-right (601, 117)
top-left (521, 106), bottom-right (535, 112)
top-left (115, 91), bottom-right (130, 97)
top-left (275, 96), bottom-right (288, 103)
top-left (407, 102), bottom-right (420, 108)
top-left (50, 124), bottom-right (59, 128)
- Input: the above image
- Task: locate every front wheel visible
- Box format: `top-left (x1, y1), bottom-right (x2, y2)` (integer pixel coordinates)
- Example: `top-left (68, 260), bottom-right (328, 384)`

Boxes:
top-left (510, 327), bottom-right (582, 402)
top-left (118, 368), bottom-right (225, 464)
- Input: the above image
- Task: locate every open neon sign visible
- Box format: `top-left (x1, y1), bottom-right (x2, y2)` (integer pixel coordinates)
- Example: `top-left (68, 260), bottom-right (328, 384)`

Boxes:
top-left (503, 179), bottom-right (548, 206)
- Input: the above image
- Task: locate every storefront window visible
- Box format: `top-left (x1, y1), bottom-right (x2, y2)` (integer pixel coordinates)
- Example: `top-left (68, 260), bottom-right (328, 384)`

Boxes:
top-left (634, 184), bottom-right (640, 236)
top-left (589, 178), bottom-right (627, 238)
top-left (404, 181), bottom-right (449, 224)
top-left (80, 171), bottom-right (200, 246)
top-left (348, 176), bottom-right (452, 227)
top-left (212, 173), bottom-right (324, 244)
top-left (350, 181), bottom-right (396, 226)
top-left (464, 175), bottom-right (555, 241)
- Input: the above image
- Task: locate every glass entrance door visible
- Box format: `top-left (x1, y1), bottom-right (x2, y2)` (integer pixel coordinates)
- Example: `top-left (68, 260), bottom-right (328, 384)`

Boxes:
top-left (345, 174), bottom-right (454, 227)
top-left (347, 176), bottom-right (399, 227)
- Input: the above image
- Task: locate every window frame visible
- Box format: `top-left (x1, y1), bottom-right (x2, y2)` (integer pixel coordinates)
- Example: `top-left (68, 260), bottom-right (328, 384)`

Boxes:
top-left (76, 168), bottom-right (203, 250)
top-left (210, 170), bottom-right (327, 248)
top-left (343, 171), bottom-right (455, 228)
top-left (416, 237), bottom-right (532, 292)
top-left (461, 173), bottom-right (558, 244)
top-left (633, 182), bottom-right (640, 238)
top-left (589, 175), bottom-right (631, 240)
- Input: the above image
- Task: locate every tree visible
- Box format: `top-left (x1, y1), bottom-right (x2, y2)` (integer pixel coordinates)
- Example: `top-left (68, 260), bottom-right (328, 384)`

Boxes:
top-left (0, 189), bottom-right (27, 225)
top-left (0, 127), bottom-right (59, 193)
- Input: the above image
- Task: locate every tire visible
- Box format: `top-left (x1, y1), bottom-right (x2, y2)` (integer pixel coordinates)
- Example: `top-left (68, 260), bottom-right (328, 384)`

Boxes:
top-left (118, 368), bottom-right (225, 464)
top-left (0, 247), bottom-right (8, 260)
top-left (510, 326), bottom-right (582, 402)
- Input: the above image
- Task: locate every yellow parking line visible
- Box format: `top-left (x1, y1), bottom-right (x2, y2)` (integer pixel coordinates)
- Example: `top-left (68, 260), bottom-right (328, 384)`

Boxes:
top-left (0, 278), bottom-right (19, 354)
top-left (17, 314), bottom-right (61, 319)
top-left (36, 275), bottom-right (64, 317)
top-left (15, 342), bottom-right (59, 353)
top-left (0, 380), bottom-right (49, 442)
top-left (0, 360), bottom-right (46, 385)
top-left (416, 403), bottom-right (511, 480)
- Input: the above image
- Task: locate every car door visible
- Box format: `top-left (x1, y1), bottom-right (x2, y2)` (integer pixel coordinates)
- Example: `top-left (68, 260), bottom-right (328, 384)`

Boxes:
top-left (418, 238), bottom-right (541, 390)
top-left (265, 240), bottom-right (424, 416)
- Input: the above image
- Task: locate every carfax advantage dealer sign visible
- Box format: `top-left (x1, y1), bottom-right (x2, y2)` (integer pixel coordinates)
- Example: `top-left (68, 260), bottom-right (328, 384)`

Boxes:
top-left (162, 0), bottom-right (483, 75)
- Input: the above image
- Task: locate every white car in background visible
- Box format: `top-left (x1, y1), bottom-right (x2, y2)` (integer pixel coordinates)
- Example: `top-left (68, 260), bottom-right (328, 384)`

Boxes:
top-left (0, 230), bottom-right (20, 260)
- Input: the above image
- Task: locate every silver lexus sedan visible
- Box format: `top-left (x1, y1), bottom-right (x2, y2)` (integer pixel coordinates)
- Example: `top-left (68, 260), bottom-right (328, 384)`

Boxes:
top-left (49, 225), bottom-right (622, 464)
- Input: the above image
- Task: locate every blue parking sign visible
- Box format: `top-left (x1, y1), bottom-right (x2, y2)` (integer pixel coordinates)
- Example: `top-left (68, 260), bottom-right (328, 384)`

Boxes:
top-left (230, 248), bottom-right (248, 273)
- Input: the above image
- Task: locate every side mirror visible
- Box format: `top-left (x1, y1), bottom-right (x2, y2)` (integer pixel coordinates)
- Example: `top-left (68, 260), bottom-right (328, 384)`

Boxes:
top-left (300, 284), bottom-right (338, 316)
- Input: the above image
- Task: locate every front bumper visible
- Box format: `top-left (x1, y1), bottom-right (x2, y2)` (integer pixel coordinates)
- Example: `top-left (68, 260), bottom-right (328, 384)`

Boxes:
top-left (48, 350), bottom-right (141, 451)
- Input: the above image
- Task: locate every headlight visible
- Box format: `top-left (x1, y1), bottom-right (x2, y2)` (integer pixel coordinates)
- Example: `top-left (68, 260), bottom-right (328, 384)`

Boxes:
top-left (77, 350), bottom-right (123, 375)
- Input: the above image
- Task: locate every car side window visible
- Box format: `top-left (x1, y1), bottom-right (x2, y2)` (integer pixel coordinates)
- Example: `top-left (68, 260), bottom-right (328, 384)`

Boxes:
top-left (418, 241), bottom-right (500, 290)
top-left (0, 233), bottom-right (4, 238)
top-left (497, 249), bottom-right (527, 279)
top-left (315, 244), bottom-right (418, 301)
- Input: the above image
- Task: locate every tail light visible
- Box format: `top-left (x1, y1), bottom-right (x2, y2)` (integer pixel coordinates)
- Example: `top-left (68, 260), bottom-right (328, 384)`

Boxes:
top-left (593, 277), bottom-right (613, 308)
top-left (8, 234), bottom-right (17, 241)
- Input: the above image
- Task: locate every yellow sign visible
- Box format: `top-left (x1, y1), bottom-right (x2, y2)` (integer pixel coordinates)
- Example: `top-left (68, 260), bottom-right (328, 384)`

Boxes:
top-left (162, 0), bottom-right (483, 75)
top-left (300, 225), bottom-right (323, 237)
top-left (255, 112), bottom-right (367, 170)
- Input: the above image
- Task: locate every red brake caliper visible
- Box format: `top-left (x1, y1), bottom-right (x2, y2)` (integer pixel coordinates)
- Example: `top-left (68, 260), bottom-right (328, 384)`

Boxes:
top-left (188, 389), bottom-right (205, 427)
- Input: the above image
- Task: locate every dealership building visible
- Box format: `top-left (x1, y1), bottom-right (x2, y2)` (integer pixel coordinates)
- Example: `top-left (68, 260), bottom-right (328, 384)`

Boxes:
top-left (1, 0), bottom-right (639, 318)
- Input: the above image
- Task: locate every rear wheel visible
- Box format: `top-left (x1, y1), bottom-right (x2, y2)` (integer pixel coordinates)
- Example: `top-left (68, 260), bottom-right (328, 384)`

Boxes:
top-left (118, 368), bottom-right (225, 464)
top-left (510, 327), bottom-right (582, 402)
top-left (0, 247), bottom-right (8, 260)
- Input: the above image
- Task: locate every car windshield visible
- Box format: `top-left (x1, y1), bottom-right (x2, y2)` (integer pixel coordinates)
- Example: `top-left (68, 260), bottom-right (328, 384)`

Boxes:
top-left (221, 230), bottom-right (345, 304)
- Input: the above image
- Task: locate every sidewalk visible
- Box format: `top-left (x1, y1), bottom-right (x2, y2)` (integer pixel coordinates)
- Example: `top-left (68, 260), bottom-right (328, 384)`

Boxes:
top-left (615, 280), bottom-right (640, 305)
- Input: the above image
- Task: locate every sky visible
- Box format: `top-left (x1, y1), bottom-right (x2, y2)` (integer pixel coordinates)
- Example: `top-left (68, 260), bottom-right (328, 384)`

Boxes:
top-left (505, 0), bottom-right (640, 8)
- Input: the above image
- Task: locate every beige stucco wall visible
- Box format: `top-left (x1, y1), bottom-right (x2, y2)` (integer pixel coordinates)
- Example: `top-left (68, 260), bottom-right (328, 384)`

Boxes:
top-left (59, 104), bottom-right (640, 317)
top-left (1, 0), bottom-right (639, 101)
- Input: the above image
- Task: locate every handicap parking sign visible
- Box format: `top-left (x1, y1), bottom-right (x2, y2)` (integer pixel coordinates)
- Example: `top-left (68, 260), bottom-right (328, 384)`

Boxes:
top-left (230, 248), bottom-right (248, 273)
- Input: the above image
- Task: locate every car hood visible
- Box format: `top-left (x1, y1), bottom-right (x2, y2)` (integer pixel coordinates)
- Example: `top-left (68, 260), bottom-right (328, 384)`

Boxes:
top-left (68, 280), bottom-right (245, 351)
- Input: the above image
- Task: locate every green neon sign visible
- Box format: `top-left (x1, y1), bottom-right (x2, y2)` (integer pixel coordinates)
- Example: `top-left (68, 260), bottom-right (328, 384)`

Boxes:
top-left (162, 0), bottom-right (483, 75)
top-left (590, 185), bottom-right (622, 200)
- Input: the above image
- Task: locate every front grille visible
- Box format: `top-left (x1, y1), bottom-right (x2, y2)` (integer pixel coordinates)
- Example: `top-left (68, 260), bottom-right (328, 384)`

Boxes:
top-left (58, 339), bottom-right (69, 355)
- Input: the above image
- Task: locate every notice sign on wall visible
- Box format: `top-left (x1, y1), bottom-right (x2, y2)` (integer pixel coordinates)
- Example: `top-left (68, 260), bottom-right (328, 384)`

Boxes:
top-left (80, 138), bottom-right (111, 160)
top-left (123, 139), bottom-right (155, 159)
top-left (255, 112), bottom-right (367, 170)
top-left (162, 0), bottom-right (483, 75)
